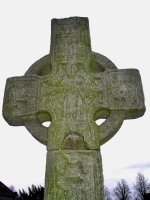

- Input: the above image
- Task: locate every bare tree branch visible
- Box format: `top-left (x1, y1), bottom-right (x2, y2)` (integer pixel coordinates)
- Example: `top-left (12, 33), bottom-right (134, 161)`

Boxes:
top-left (113, 179), bottom-right (131, 200)
top-left (133, 173), bottom-right (150, 200)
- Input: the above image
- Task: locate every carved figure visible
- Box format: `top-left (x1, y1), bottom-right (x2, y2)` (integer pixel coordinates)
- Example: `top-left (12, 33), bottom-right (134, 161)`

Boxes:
top-left (3, 17), bottom-right (145, 200)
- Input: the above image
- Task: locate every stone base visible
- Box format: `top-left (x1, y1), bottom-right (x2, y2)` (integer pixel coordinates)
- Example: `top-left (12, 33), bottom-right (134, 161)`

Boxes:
top-left (44, 150), bottom-right (104, 200)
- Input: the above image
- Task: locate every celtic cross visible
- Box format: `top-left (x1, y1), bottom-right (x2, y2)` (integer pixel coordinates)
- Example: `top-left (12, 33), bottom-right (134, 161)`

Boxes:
top-left (3, 17), bottom-right (145, 200)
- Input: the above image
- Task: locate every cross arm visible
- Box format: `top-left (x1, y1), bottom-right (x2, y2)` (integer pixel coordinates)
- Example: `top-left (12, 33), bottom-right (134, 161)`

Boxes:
top-left (3, 76), bottom-right (40, 125)
top-left (95, 69), bottom-right (145, 146)
top-left (106, 69), bottom-right (145, 119)
top-left (3, 75), bottom-right (48, 145)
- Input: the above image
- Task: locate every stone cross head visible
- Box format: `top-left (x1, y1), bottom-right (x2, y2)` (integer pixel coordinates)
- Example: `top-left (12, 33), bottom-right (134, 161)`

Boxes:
top-left (3, 17), bottom-right (145, 151)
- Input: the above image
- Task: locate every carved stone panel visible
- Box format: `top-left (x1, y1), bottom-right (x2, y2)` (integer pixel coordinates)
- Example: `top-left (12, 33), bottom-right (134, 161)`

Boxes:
top-left (44, 150), bottom-right (104, 200)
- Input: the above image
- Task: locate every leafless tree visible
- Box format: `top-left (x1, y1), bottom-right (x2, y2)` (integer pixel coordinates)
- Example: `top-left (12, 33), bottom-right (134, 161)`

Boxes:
top-left (133, 173), bottom-right (150, 200)
top-left (104, 186), bottom-right (112, 200)
top-left (112, 179), bottom-right (131, 200)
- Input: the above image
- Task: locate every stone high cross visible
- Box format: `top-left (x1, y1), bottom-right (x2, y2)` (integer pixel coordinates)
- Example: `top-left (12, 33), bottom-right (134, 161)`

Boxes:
top-left (3, 17), bottom-right (145, 200)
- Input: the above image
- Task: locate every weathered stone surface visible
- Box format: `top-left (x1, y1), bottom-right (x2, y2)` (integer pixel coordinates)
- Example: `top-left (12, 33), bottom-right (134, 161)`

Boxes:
top-left (3, 17), bottom-right (145, 200)
top-left (44, 150), bottom-right (103, 200)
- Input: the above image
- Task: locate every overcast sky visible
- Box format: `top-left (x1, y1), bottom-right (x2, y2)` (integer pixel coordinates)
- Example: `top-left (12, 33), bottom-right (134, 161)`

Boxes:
top-left (0, 0), bottom-right (149, 192)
